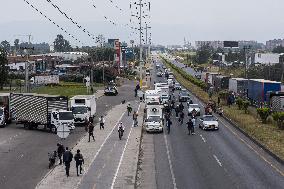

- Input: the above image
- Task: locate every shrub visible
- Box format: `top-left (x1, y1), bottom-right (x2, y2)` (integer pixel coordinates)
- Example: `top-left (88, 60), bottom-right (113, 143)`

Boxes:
top-left (219, 90), bottom-right (229, 101)
top-left (236, 98), bottom-right (243, 110)
top-left (272, 112), bottom-right (284, 130)
top-left (256, 108), bottom-right (270, 124)
top-left (242, 100), bottom-right (250, 113)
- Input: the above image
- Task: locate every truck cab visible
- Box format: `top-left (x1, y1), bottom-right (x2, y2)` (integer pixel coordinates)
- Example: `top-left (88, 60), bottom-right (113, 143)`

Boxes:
top-left (0, 93), bottom-right (11, 127)
top-left (50, 110), bottom-right (75, 132)
top-left (70, 95), bottom-right (96, 125)
top-left (145, 102), bottom-right (164, 133)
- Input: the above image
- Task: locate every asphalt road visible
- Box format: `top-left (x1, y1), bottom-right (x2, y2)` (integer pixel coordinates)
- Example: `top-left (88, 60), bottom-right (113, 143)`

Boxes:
top-left (0, 79), bottom-right (136, 189)
top-left (146, 56), bottom-right (284, 189)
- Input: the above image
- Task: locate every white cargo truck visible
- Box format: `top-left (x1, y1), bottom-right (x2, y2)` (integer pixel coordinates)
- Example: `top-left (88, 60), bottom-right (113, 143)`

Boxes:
top-left (10, 93), bottom-right (74, 133)
top-left (70, 95), bottom-right (96, 124)
top-left (144, 96), bottom-right (164, 133)
top-left (30, 75), bottom-right (59, 85)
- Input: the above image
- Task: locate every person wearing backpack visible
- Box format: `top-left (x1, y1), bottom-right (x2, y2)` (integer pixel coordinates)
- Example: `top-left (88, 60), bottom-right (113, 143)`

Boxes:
top-left (74, 149), bottom-right (84, 176)
top-left (63, 147), bottom-right (73, 177)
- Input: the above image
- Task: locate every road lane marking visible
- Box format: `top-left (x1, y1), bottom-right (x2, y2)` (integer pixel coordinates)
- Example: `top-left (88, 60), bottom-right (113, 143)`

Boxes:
top-left (200, 135), bottom-right (206, 143)
top-left (219, 119), bottom-right (284, 177)
top-left (74, 110), bottom-right (127, 188)
top-left (213, 155), bottom-right (222, 167)
top-left (164, 133), bottom-right (178, 189)
top-left (110, 103), bottom-right (141, 189)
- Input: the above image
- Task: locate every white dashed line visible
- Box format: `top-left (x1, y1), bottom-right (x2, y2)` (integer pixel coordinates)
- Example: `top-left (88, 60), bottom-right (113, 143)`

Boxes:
top-left (164, 133), bottom-right (178, 189)
top-left (200, 135), bottom-right (206, 143)
top-left (213, 155), bottom-right (222, 167)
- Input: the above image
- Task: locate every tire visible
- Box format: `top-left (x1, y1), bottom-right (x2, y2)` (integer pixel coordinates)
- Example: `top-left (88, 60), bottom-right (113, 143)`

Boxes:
top-left (51, 126), bottom-right (57, 134)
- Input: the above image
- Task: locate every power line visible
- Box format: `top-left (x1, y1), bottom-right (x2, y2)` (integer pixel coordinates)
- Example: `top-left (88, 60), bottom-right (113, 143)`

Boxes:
top-left (23, 0), bottom-right (82, 44)
top-left (45, 0), bottom-right (97, 41)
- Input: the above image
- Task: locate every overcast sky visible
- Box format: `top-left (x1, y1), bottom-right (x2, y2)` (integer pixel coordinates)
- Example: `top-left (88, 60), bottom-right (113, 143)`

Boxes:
top-left (0, 0), bottom-right (283, 47)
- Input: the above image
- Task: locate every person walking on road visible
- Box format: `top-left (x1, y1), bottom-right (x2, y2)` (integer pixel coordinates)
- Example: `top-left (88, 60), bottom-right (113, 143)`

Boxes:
top-left (179, 102), bottom-right (184, 112)
top-left (74, 149), bottom-right (84, 176)
top-left (191, 116), bottom-right (196, 135)
top-left (133, 111), bottom-right (138, 127)
top-left (127, 104), bottom-right (132, 116)
top-left (179, 111), bottom-right (185, 125)
top-left (99, 115), bottom-right (105, 130)
top-left (186, 119), bottom-right (193, 135)
top-left (166, 119), bottom-right (172, 134)
top-left (175, 105), bottom-right (180, 118)
top-left (57, 143), bottom-right (65, 165)
top-left (63, 147), bottom-right (73, 177)
top-left (88, 117), bottom-right (95, 142)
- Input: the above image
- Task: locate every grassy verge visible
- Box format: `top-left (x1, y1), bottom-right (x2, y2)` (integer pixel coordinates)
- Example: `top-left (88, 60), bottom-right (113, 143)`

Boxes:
top-left (161, 56), bottom-right (284, 160)
top-left (31, 82), bottom-right (103, 98)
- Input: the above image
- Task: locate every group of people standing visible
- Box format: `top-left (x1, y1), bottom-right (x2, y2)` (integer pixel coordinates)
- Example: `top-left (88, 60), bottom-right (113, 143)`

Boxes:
top-left (164, 94), bottom-right (197, 135)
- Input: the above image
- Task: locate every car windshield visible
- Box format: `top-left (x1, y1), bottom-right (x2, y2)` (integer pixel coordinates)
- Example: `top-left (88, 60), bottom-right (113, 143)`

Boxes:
top-left (59, 112), bottom-right (74, 120)
top-left (72, 106), bottom-right (88, 114)
top-left (203, 116), bottom-right (215, 121)
top-left (147, 116), bottom-right (160, 122)
top-left (189, 105), bottom-right (199, 109)
top-left (181, 92), bottom-right (188, 96)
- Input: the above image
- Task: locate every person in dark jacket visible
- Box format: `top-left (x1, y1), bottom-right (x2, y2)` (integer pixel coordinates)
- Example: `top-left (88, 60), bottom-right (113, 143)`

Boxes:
top-left (186, 119), bottom-right (193, 135)
top-left (179, 103), bottom-right (184, 112)
top-left (179, 111), bottom-right (185, 125)
top-left (57, 143), bottom-right (65, 165)
top-left (175, 105), bottom-right (180, 118)
top-left (88, 117), bottom-right (95, 142)
top-left (63, 147), bottom-right (73, 177)
top-left (127, 104), bottom-right (132, 116)
top-left (74, 149), bottom-right (84, 176)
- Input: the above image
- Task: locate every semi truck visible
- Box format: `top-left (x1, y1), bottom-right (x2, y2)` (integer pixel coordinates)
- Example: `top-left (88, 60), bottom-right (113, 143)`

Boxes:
top-left (0, 93), bottom-right (12, 127)
top-left (248, 79), bottom-right (281, 103)
top-left (10, 93), bottom-right (74, 132)
top-left (70, 95), bottom-right (96, 125)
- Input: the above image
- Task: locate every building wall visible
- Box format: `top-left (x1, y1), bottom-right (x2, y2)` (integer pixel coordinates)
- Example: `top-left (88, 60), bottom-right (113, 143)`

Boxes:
top-left (254, 53), bottom-right (280, 65)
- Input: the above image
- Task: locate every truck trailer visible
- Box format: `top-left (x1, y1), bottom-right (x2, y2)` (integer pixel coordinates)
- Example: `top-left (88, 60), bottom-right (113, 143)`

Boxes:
top-left (248, 79), bottom-right (281, 103)
top-left (10, 93), bottom-right (74, 132)
top-left (70, 95), bottom-right (96, 124)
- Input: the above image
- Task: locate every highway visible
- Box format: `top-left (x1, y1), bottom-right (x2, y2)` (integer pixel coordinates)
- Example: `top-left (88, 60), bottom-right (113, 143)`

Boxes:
top-left (139, 57), bottom-right (284, 189)
top-left (0, 80), bottom-right (136, 189)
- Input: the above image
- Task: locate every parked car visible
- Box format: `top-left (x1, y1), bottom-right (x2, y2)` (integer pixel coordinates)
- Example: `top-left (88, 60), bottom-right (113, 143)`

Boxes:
top-left (157, 71), bottom-right (163, 77)
top-left (146, 69), bottom-right (151, 76)
top-left (199, 115), bottom-right (219, 130)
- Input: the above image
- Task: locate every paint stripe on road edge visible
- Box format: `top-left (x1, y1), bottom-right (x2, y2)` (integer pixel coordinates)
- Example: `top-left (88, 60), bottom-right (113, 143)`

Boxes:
top-left (219, 119), bottom-right (284, 177)
top-left (213, 155), bottom-right (222, 167)
top-left (164, 133), bottom-right (178, 189)
top-left (110, 103), bottom-right (141, 189)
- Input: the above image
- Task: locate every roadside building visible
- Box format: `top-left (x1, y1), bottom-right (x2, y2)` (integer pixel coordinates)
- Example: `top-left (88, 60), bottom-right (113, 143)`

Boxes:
top-left (253, 53), bottom-right (280, 65)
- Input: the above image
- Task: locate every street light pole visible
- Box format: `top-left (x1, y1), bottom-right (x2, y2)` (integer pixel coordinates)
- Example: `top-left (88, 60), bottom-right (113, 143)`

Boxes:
top-left (139, 0), bottom-right (143, 87)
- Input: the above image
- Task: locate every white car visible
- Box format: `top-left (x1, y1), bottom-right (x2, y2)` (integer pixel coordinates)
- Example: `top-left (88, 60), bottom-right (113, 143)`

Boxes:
top-left (188, 104), bottom-right (201, 116)
top-left (174, 83), bottom-right (182, 90)
top-left (199, 115), bottom-right (219, 130)
top-left (145, 116), bottom-right (163, 133)
top-left (157, 71), bottom-right (163, 77)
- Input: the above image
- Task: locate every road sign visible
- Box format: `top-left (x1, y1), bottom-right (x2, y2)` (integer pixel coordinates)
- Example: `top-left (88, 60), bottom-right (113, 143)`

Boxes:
top-left (57, 125), bottom-right (70, 139)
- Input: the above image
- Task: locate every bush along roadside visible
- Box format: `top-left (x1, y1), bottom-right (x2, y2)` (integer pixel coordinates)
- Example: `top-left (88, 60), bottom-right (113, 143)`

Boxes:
top-left (160, 55), bottom-right (284, 161)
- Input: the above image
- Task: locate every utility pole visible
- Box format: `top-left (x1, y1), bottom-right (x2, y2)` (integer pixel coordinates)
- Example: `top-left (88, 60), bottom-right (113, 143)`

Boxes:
top-left (139, 0), bottom-right (143, 87)
top-left (243, 46), bottom-right (251, 79)
top-left (22, 34), bottom-right (33, 93)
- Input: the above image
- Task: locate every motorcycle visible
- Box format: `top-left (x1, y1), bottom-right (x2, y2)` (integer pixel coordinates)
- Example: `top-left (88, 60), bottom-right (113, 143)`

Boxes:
top-left (118, 128), bottom-right (124, 140)
top-left (48, 151), bottom-right (57, 169)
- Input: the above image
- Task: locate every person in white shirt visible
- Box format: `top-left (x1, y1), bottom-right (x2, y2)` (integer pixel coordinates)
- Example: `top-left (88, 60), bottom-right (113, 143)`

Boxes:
top-left (99, 116), bottom-right (105, 130)
top-left (191, 116), bottom-right (196, 135)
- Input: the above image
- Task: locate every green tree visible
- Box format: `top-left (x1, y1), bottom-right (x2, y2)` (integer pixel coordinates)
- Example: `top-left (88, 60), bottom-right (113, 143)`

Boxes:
top-left (53, 34), bottom-right (72, 52)
top-left (14, 39), bottom-right (20, 52)
top-left (194, 44), bottom-right (213, 64)
top-left (272, 46), bottom-right (284, 53)
top-left (1, 40), bottom-right (11, 53)
top-left (0, 48), bottom-right (8, 90)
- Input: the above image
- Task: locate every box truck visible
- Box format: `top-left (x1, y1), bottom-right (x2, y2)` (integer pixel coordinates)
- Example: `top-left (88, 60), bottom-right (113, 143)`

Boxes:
top-left (10, 93), bottom-right (74, 132)
top-left (70, 95), bottom-right (96, 124)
